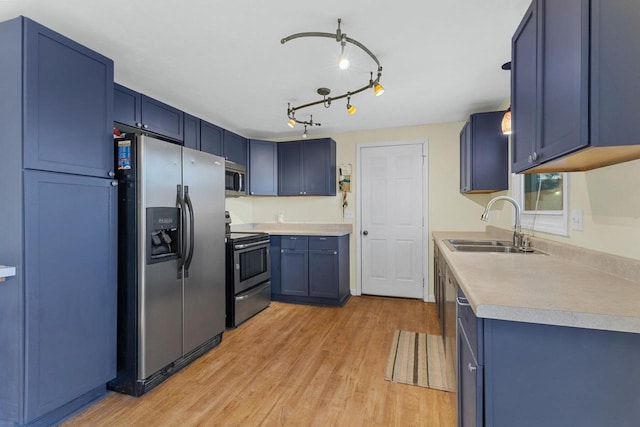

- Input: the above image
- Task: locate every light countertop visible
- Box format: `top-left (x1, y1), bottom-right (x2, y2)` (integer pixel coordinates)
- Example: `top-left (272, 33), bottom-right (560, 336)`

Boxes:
top-left (0, 265), bottom-right (16, 281)
top-left (232, 223), bottom-right (352, 237)
top-left (433, 231), bottom-right (640, 334)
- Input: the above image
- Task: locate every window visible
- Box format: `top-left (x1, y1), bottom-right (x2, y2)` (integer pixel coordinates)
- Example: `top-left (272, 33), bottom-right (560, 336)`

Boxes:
top-left (512, 172), bottom-right (569, 236)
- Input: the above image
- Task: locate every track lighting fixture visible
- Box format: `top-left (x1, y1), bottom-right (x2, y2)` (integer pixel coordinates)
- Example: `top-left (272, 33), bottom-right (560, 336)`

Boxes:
top-left (346, 95), bottom-right (356, 115)
top-left (282, 18), bottom-right (385, 134)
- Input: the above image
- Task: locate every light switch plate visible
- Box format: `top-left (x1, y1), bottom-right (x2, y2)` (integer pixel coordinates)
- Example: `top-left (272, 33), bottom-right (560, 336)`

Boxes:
top-left (571, 209), bottom-right (583, 231)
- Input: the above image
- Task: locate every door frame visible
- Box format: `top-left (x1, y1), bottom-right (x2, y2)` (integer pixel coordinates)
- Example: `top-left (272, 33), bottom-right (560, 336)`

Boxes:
top-left (355, 140), bottom-right (430, 302)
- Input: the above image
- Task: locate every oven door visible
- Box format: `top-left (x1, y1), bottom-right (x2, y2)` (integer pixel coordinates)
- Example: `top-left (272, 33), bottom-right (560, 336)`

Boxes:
top-left (233, 240), bottom-right (270, 294)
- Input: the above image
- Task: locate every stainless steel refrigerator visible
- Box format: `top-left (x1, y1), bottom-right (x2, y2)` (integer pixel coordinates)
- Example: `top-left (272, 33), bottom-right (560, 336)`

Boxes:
top-left (108, 134), bottom-right (225, 396)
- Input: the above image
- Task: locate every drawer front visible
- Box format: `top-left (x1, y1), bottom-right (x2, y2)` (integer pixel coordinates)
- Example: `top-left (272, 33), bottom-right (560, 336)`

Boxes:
top-left (280, 235), bottom-right (308, 250)
top-left (234, 281), bottom-right (271, 327)
top-left (457, 288), bottom-right (483, 364)
top-left (309, 236), bottom-right (338, 250)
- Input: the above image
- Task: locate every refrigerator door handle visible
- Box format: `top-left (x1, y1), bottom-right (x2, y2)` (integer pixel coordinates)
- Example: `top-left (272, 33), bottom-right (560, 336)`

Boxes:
top-left (184, 185), bottom-right (195, 275)
top-left (177, 184), bottom-right (186, 279)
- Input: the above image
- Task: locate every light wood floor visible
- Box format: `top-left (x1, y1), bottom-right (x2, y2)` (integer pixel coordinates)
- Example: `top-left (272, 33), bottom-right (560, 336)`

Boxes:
top-left (65, 296), bottom-right (456, 426)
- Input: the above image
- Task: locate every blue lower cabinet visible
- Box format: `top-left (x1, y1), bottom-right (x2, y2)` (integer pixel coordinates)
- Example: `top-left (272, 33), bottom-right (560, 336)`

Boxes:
top-left (281, 249), bottom-right (309, 296)
top-left (455, 287), bottom-right (640, 427)
top-left (272, 235), bottom-right (350, 306)
top-left (23, 171), bottom-right (117, 422)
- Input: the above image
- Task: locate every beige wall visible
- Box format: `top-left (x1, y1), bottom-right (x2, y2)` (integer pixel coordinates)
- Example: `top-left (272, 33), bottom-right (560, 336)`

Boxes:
top-left (226, 122), bottom-right (494, 299)
top-left (227, 117), bottom-right (640, 298)
top-left (490, 159), bottom-right (640, 260)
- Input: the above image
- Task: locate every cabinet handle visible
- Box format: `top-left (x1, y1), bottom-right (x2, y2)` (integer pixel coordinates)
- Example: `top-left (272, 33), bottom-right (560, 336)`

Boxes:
top-left (251, 191), bottom-right (254, 195)
top-left (108, 171), bottom-right (115, 177)
top-left (143, 124), bottom-right (149, 129)
top-left (110, 181), bottom-right (118, 187)
top-left (135, 122), bottom-right (143, 128)
top-left (532, 151), bottom-right (538, 161)
top-left (289, 237), bottom-right (297, 240)
top-left (334, 251), bottom-right (337, 255)
top-left (303, 192), bottom-right (307, 195)
top-left (319, 238), bottom-right (327, 240)
top-left (468, 363), bottom-right (477, 373)
top-left (456, 296), bottom-right (470, 307)
top-left (299, 192), bottom-right (303, 195)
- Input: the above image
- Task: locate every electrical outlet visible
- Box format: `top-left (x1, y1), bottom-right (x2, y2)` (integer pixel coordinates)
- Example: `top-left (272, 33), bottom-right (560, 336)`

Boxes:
top-left (344, 210), bottom-right (354, 219)
top-left (571, 209), bottom-right (583, 231)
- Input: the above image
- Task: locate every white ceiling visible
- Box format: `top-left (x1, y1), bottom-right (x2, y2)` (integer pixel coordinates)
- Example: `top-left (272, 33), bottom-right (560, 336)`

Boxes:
top-left (0, 0), bottom-right (531, 140)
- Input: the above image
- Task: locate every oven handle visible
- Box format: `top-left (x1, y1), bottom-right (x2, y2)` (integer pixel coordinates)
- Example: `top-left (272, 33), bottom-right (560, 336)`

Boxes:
top-left (234, 240), bottom-right (270, 250)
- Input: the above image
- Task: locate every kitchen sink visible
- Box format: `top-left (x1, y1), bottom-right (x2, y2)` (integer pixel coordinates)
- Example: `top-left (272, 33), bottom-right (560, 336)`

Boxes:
top-left (444, 239), bottom-right (545, 254)
top-left (447, 239), bottom-right (510, 247)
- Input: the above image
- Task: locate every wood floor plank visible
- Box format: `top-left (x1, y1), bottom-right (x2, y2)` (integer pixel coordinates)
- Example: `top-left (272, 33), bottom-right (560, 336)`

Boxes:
top-left (64, 296), bottom-right (456, 427)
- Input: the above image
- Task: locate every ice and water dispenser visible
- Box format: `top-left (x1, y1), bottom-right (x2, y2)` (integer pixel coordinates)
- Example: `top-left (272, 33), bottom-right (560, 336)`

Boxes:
top-left (146, 207), bottom-right (179, 264)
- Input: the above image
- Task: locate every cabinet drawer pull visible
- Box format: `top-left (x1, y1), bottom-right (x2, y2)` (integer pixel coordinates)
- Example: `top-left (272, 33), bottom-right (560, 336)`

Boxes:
top-left (468, 363), bottom-right (476, 373)
top-left (319, 237), bottom-right (327, 240)
top-left (456, 296), bottom-right (470, 307)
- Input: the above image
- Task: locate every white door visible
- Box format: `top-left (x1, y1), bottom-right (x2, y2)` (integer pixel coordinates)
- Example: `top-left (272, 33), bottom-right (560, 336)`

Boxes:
top-left (360, 143), bottom-right (424, 298)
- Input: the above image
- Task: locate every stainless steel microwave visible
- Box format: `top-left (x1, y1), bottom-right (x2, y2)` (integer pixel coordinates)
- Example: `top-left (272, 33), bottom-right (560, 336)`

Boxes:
top-left (225, 160), bottom-right (246, 197)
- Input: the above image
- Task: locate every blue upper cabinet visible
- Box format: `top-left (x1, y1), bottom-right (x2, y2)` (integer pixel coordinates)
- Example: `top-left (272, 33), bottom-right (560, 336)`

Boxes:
top-left (113, 84), bottom-right (140, 129)
top-left (248, 139), bottom-right (278, 196)
top-left (114, 84), bottom-right (184, 142)
top-left (23, 18), bottom-right (114, 178)
top-left (200, 120), bottom-right (224, 157)
top-left (511, 0), bottom-right (640, 173)
top-left (223, 130), bottom-right (248, 166)
top-left (460, 111), bottom-right (509, 194)
top-left (278, 138), bottom-right (336, 196)
top-left (183, 113), bottom-right (201, 151)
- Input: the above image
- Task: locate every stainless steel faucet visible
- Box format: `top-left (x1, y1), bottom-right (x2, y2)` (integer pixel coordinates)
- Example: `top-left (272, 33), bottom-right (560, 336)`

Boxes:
top-left (481, 196), bottom-right (524, 248)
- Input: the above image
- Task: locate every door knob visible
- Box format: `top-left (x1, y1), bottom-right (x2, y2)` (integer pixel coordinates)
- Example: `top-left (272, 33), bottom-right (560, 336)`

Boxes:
top-left (362, 230), bottom-right (368, 236)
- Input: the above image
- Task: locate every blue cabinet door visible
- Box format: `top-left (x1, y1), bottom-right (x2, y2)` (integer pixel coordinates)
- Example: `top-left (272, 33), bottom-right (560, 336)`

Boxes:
top-left (201, 120), bottom-right (224, 156)
top-left (140, 95), bottom-right (184, 141)
top-left (308, 250), bottom-right (338, 299)
top-left (184, 113), bottom-right (201, 150)
top-left (458, 320), bottom-right (484, 427)
top-left (23, 18), bottom-right (114, 178)
top-left (280, 249), bottom-right (308, 296)
top-left (462, 111), bottom-right (508, 193)
top-left (23, 171), bottom-right (117, 422)
top-left (278, 141), bottom-right (304, 196)
top-left (459, 122), bottom-right (470, 193)
top-left (223, 130), bottom-right (248, 166)
top-left (114, 83), bottom-right (141, 128)
top-left (303, 138), bottom-right (336, 196)
top-left (248, 139), bottom-right (278, 196)
top-left (511, 1), bottom-right (539, 173)
top-left (537, 0), bottom-right (589, 163)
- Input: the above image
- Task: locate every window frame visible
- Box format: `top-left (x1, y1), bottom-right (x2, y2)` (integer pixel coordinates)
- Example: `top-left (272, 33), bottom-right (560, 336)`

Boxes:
top-left (512, 173), bottom-right (569, 236)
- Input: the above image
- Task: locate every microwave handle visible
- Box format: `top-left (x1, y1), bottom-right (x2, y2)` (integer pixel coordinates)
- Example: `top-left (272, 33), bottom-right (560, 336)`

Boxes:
top-left (238, 172), bottom-right (244, 192)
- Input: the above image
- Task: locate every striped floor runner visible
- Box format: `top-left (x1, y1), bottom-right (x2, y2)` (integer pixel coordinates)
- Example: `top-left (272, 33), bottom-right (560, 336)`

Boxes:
top-left (384, 330), bottom-right (456, 392)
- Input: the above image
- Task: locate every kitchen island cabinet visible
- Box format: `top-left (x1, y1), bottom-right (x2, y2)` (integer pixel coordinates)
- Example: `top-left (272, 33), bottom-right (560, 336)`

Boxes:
top-left (271, 235), bottom-right (349, 306)
top-left (433, 231), bottom-right (640, 426)
top-left (0, 16), bottom-right (117, 426)
top-left (511, 0), bottom-right (640, 173)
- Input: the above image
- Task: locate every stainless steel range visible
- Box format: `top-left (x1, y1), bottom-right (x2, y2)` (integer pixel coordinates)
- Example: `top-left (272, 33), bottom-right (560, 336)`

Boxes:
top-left (225, 214), bottom-right (271, 328)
